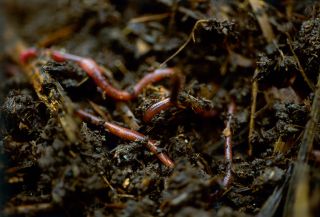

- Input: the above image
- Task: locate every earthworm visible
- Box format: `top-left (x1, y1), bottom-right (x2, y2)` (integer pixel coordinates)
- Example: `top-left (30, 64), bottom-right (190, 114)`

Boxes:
top-left (222, 100), bottom-right (236, 187)
top-left (143, 96), bottom-right (218, 123)
top-left (51, 51), bottom-right (175, 101)
top-left (20, 48), bottom-right (176, 101)
top-left (19, 48), bottom-right (38, 64)
top-left (143, 98), bottom-right (174, 122)
top-left (76, 109), bottom-right (174, 168)
top-left (133, 68), bottom-right (175, 95)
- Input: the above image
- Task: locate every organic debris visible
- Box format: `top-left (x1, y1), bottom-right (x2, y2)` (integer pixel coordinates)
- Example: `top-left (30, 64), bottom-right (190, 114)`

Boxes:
top-left (1, 1), bottom-right (320, 217)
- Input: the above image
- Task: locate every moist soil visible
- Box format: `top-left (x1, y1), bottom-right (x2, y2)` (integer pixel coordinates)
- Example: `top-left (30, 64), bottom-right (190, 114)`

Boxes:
top-left (0, 1), bottom-right (320, 217)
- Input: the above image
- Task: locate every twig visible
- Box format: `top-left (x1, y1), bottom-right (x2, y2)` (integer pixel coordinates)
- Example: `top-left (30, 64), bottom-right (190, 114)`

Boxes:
top-left (37, 25), bottom-right (75, 48)
top-left (160, 19), bottom-right (210, 67)
top-left (116, 102), bottom-right (140, 130)
top-left (129, 13), bottom-right (170, 23)
top-left (249, 74), bottom-right (258, 156)
top-left (284, 73), bottom-right (320, 217)
top-left (4, 203), bottom-right (53, 216)
top-left (248, 0), bottom-right (275, 43)
top-left (286, 33), bottom-right (315, 91)
top-left (256, 166), bottom-right (292, 217)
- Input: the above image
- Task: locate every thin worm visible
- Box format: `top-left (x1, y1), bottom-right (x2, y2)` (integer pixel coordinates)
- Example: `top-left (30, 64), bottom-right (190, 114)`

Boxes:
top-left (21, 49), bottom-right (176, 101)
top-left (143, 97), bottom-right (218, 123)
top-left (143, 98), bottom-right (174, 122)
top-left (51, 51), bottom-right (175, 101)
top-left (76, 109), bottom-right (174, 168)
top-left (222, 101), bottom-right (236, 187)
top-left (79, 58), bottom-right (133, 100)
top-left (19, 48), bottom-right (38, 64)
top-left (133, 68), bottom-right (175, 95)
top-left (19, 48), bottom-right (175, 166)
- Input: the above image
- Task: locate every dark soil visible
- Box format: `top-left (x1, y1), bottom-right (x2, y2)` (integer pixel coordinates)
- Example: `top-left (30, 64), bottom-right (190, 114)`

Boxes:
top-left (0, 1), bottom-right (320, 216)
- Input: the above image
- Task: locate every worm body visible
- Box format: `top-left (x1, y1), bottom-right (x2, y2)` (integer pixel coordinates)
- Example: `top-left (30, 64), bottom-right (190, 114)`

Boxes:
top-left (76, 109), bottom-right (174, 168)
top-left (144, 97), bottom-right (218, 123)
top-left (143, 98), bottom-right (173, 122)
top-left (19, 48), bottom-right (38, 64)
top-left (222, 101), bottom-right (236, 187)
top-left (133, 68), bottom-right (175, 95)
top-left (50, 50), bottom-right (175, 101)
top-left (78, 58), bottom-right (133, 101)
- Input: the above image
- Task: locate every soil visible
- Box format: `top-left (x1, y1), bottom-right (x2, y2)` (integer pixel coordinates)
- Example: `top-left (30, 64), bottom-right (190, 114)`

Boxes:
top-left (0, 1), bottom-right (320, 217)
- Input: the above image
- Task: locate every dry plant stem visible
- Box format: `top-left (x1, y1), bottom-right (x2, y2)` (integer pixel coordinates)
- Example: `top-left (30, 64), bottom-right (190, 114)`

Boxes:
top-left (104, 203), bottom-right (126, 209)
top-left (248, 0), bottom-right (274, 155)
top-left (248, 0), bottom-right (275, 43)
top-left (89, 101), bottom-right (111, 121)
top-left (51, 51), bottom-right (175, 101)
top-left (4, 203), bottom-right (53, 216)
top-left (257, 168), bottom-right (291, 217)
top-left (37, 25), bottom-right (75, 48)
top-left (160, 19), bottom-right (210, 67)
top-left (293, 165), bottom-right (310, 217)
top-left (284, 73), bottom-right (320, 217)
top-left (129, 13), bottom-right (170, 23)
top-left (116, 102), bottom-right (140, 130)
top-left (76, 109), bottom-right (174, 168)
top-left (300, 78), bottom-right (320, 150)
top-left (286, 33), bottom-right (315, 91)
top-left (248, 78), bottom-right (258, 156)
top-left (5, 30), bottom-right (80, 143)
top-left (222, 101), bottom-right (236, 187)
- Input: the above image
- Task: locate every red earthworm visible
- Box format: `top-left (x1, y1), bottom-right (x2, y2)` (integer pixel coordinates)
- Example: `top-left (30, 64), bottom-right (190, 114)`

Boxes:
top-left (50, 51), bottom-right (175, 101)
top-left (51, 51), bottom-right (133, 100)
top-left (143, 66), bottom-right (218, 122)
top-left (76, 109), bottom-right (174, 168)
top-left (133, 68), bottom-right (175, 95)
top-left (51, 51), bottom-right (82, 62)
top-left (169, 71), bottom-right (184, 102)
top-left (20, 49), bottom-right (176, 100)
top-left (143, 97), bottom-right (218, 123)
top-left (79, 58), bottom-right (133, 100)
top-left (143, 98), bottom-right (174, 122)
top-left (19, 48), bottom-right (38, 64)
top-left (222, 100), bottom-right (236, 187)
top-left (143, 72), bottom-right (184, 122)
